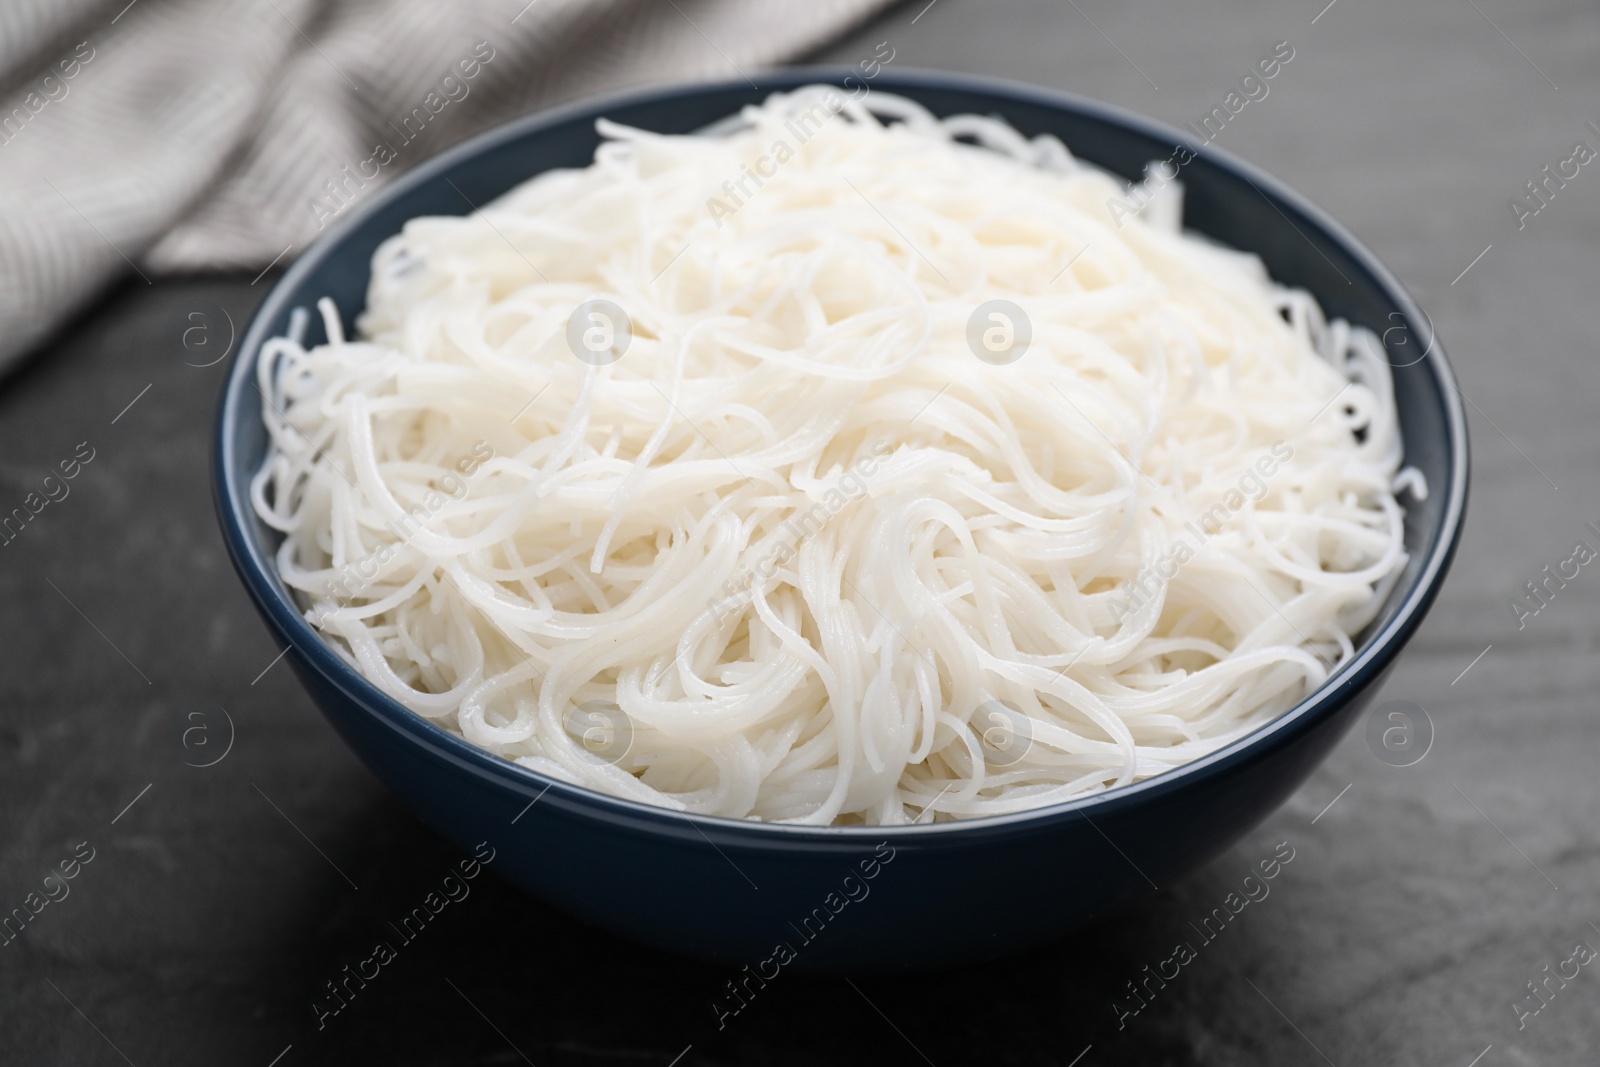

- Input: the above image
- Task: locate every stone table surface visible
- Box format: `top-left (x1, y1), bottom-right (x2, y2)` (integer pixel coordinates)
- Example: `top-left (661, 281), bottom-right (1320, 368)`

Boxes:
top-left (3, 0), bottom-right (1598, 1063)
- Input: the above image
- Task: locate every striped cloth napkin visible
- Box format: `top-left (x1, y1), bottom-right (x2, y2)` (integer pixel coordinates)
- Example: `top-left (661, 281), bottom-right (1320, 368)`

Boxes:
top-left (0, 0), bottom-right (893, 370)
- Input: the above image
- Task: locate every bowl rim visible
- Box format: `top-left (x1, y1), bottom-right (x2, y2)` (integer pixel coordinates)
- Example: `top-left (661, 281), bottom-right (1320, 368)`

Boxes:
top-left (214, 65), bottom-right (1470, 842)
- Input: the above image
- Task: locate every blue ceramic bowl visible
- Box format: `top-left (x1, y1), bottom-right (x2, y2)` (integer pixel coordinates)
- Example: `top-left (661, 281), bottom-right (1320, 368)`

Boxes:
top-left (215, 68), bottom-right (1468, 971)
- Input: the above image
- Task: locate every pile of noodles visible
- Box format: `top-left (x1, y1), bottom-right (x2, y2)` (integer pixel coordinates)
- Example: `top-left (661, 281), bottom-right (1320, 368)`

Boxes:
top-left (253, 86), bottom-right (1416, 825)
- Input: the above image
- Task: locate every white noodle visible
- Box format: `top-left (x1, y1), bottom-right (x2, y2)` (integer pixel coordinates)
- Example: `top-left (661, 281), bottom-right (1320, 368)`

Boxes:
top-left (252, 87), bottom-right (1413, 825)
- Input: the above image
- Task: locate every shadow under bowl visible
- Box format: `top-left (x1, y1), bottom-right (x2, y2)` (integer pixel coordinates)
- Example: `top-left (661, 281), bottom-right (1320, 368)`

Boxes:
top-left (214, 68), bottom-right (1468, 972)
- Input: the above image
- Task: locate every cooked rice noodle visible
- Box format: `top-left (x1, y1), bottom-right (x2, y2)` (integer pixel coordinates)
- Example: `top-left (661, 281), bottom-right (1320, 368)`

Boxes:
top-left (252, 87), bottom-right (1415, 825)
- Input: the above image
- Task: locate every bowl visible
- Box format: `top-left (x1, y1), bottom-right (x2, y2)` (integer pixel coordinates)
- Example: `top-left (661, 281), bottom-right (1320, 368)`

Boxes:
top-left (214, 67), bottom-right (1469, 971)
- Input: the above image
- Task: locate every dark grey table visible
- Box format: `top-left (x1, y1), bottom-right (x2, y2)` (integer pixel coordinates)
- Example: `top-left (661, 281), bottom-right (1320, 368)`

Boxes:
top-left (4, 0), bottom-right (1595, 1063)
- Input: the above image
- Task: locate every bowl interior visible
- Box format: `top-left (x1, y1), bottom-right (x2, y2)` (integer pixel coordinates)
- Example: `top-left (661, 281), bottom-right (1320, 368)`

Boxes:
top-left (216, 67), bottom-right (1467, 837)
